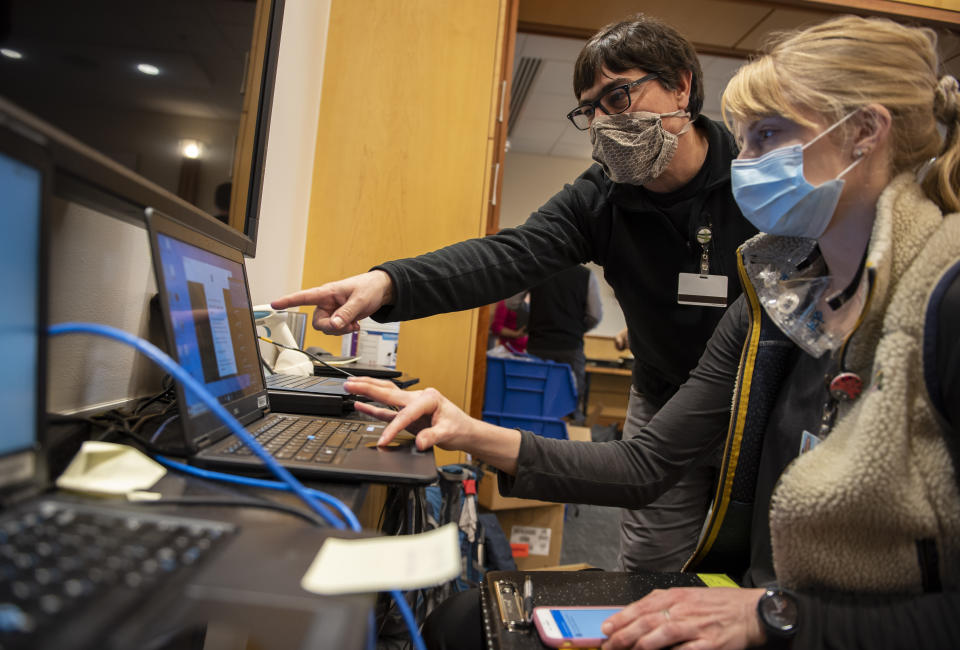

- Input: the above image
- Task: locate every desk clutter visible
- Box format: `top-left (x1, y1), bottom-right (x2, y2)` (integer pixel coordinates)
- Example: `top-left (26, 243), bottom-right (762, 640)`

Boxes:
top-left (478, 470), bottom-right (564, 572)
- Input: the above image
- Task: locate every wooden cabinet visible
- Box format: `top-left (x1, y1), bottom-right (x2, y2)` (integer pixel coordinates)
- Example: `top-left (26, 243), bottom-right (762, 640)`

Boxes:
top-left (301, 0), bottom-right (518, 461)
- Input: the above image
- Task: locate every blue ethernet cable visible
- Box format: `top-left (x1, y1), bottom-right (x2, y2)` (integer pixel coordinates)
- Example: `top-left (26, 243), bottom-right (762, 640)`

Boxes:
top-left (151, 455), bottom-right (360, 532)
top-left (49, 323), bottom-right (426, 650)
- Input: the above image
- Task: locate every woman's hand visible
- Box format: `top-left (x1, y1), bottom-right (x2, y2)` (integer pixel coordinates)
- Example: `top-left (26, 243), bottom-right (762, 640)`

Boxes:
top-left (344, 377), bottom-right (475, 449)
top-left (344, 377), bottom-right (522, 472)
top-left (600, 587), bottom-right (766, 650)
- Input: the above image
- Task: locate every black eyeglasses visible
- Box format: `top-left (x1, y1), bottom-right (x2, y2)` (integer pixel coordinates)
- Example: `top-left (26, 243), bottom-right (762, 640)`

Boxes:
top-left (566, 73), bottom-right (659, 130)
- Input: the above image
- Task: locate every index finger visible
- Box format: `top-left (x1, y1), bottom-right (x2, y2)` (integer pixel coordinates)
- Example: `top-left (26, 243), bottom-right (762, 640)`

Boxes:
top-left (376, 391), bottom-right (441, 445)
top-left (270, 287), bottom-right (327, 310)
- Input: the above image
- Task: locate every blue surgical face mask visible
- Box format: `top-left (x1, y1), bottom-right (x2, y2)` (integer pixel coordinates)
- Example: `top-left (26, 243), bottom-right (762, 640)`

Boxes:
top-left (731, 111), bottom-right (862, 239)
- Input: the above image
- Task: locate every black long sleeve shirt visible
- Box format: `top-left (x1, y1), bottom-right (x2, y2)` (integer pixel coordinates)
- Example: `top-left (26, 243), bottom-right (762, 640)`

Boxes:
top-left (373, 117), bottom-right (757, 406)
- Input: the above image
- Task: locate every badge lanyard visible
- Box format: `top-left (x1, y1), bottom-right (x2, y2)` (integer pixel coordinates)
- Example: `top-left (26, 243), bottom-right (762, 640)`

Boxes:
top-left (677, 224), bottom-right (728, 307)
top-left (798, 267), bottom-right (870, 455)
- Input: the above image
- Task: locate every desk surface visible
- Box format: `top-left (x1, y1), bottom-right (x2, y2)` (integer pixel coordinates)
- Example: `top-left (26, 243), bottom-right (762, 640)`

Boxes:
top-left (585, 364), bottom-right (632, 377)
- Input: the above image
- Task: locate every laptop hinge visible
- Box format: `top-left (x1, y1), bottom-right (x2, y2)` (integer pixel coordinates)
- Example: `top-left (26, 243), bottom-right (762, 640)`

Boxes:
top-left (196, 409), bottom-right (265, 449)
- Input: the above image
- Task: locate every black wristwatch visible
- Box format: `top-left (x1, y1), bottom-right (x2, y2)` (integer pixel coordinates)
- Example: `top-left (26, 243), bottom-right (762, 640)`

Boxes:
top-left (757, 588), bottom-right (799, 640)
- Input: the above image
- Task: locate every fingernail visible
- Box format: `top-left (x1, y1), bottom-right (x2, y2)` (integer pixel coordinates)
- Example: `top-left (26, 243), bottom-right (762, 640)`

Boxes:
top-left (601, 622), bottom-right (611, 634)
top-left (331, 315), bottom-right (344, 328)
top-left (376, 436), bottom-right (386, 446)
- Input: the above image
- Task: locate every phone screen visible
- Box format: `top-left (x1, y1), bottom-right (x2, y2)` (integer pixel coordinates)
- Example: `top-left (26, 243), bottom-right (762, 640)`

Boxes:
top-left (550, 608), bottom-right (621, 639)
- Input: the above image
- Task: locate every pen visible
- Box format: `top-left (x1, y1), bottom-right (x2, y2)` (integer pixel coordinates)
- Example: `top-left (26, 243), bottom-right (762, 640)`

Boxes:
top-left (523, 575), bottom-right (533, 622)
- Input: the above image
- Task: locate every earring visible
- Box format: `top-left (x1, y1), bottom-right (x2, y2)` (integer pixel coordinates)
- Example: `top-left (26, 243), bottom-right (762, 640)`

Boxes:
top-left (854, 148), bottom-right (866, 158)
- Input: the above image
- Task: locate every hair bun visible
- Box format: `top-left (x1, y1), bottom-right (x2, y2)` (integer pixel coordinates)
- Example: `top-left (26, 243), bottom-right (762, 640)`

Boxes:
top-left (935, 75), bottom-right (959, 122)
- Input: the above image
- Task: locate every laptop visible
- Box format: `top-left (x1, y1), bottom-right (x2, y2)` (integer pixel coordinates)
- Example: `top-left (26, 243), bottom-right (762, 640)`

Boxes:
top-left (144, 208), bottom-right (438, 485)
top-left (264, 370), bottom-right (355, 416)
top-left (0, 118), bottom-right (372, 650)
top-left (264, 365), bottom-right (401, 414)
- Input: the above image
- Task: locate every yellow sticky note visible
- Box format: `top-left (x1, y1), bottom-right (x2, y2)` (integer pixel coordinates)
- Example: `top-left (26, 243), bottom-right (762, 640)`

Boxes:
top-left (696, 573), bottom-right (740, 588)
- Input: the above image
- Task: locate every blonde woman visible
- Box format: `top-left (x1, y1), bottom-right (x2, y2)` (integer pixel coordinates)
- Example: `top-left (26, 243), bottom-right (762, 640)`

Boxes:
top-left (348, 15), bottom-right (960, 649)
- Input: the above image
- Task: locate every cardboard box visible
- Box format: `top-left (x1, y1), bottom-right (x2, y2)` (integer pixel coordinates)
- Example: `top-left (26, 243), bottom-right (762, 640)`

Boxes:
top-left (495, 504), bottom-right (564, 570)
top-left (478, 470), bottom-right (552, 511)
top-left (566, 425), bottom-right (591, 443)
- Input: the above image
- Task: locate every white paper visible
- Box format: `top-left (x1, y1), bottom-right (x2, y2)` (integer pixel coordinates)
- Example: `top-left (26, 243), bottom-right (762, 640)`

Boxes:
top-left (301, 523), bottom-right (460, 595)
top-left (55, 441), bottom-right (166, 496)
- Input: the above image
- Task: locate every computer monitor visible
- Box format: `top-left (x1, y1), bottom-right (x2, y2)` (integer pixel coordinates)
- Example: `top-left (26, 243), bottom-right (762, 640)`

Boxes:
top-left (0, 121), bottom-right (49, 490)
top-left (0, 0), bottom-right (285, 256)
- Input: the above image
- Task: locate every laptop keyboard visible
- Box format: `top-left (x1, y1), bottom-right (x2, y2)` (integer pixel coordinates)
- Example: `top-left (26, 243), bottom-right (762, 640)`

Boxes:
top-left (220, 415), bottom-right (374, 464)
top-left (265, 374), bottom-right (339, 390)
top-left (0, 501), bottom-right (234, 648)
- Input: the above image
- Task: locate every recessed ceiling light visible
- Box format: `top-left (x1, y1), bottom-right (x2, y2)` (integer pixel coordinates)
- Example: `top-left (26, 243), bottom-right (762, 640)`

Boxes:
top-left (137, 63), bottom-right (160, 76)
top-left (1, 48), bottom-right (24, 60)
top-left (179, 139), bottom-right (203, 159)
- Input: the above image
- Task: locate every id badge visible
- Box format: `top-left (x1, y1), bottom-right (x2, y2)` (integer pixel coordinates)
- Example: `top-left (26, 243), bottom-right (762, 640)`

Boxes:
top-left (799, 430), bottom-right (822, 454)
top-left (677, 273), bottom-right (728, 307)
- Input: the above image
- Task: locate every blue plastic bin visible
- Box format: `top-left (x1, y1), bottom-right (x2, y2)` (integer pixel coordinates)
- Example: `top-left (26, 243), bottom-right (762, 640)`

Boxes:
top-left (483, 356), bottom-right (577, 418)
top-left (481, 411), bottom-right (568, 440)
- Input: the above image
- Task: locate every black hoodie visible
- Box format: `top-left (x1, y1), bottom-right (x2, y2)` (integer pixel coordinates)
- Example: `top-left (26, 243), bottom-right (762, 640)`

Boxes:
top-left (373, 116), bottom-right (757, 406)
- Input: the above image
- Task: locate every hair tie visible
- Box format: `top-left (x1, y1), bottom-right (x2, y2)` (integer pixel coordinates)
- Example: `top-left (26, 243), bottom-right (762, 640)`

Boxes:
top-left (934, 75), bottom-right (959, 123)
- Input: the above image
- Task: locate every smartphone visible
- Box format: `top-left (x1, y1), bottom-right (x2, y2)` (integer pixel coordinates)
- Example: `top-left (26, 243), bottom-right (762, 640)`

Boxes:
top-left (532, 606), bottom-right (622, 648)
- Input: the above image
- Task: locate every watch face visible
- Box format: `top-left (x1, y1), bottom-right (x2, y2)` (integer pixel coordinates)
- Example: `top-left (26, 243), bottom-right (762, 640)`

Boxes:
top-left (760, 590), bottom-right (798, 632)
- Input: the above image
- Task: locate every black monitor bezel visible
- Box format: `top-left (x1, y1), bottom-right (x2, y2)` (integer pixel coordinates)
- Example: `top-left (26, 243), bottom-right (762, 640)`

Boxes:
top-left (243, 0), bottom-right (285, 250)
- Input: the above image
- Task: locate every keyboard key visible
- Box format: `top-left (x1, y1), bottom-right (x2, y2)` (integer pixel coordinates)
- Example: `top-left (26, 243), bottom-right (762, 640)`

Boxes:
top-left (38, 594), bottom-right (63, 615)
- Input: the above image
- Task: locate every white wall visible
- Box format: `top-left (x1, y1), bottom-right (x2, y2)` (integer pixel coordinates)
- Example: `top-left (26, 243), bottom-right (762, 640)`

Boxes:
top-left (500, 150), bottom-right (626, 337)
top-left (46, 200), bottom-right (163, 414)
top-left (245, 0), bottom-right (331, 307)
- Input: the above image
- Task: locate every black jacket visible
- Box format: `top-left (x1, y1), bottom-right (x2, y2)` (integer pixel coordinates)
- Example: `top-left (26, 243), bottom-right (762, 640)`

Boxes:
top-left (526, 265), bottom-right (593, 351)
top-left (374, 117), bottom-right (757, 405)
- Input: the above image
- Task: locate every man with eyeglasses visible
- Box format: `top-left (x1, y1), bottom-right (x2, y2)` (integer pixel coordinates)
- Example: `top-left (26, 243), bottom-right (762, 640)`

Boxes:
top-left (273, 15), bottom-right (756, 575)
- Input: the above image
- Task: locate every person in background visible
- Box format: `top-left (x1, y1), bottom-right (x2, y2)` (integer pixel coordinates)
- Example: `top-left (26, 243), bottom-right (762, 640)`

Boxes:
top-left (344, 15), bottom-right (960, 649)
top-left (613, 327), bottom-right (629, 352)
top-left (524, 265), bottom-right (602, 415)
top-left (489, 294), bottom-right (528, 354)
top-left (272, 15), bottom-right (757, 573)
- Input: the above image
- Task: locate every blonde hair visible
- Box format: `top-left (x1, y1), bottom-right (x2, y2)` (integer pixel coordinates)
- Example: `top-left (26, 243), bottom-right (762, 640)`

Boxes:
top-left (722, 15), bottom-right (960, 214)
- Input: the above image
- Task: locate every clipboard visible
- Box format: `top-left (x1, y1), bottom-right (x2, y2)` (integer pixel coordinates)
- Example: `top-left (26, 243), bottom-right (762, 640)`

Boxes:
top-left (480, 570), bottom-right (734, 649)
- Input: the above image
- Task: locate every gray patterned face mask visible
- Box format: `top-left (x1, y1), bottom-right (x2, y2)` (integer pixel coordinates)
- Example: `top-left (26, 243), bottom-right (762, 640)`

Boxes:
top-left (589, 109), bottom-right (691, 185)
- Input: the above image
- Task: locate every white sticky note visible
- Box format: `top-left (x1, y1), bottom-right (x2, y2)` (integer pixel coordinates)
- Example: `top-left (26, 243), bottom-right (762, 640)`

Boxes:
top-left (55, 441), bottom-right (166, 496)
top-left (301, 523), bottom-right (460, 595)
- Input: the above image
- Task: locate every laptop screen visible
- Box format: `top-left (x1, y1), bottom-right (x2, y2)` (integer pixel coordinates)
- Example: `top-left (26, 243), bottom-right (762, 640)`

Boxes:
top-left (155, 231), bottom-right (264, 418)
top-left (0, 149), bottom-right (41, 460)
